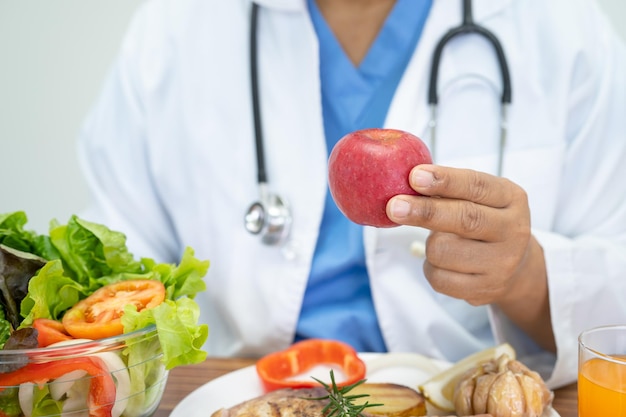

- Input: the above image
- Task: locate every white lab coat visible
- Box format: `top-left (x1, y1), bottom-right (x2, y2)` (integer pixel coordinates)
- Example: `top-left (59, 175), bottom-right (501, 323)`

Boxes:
top-left (77, 0), bottom-right (626, 389)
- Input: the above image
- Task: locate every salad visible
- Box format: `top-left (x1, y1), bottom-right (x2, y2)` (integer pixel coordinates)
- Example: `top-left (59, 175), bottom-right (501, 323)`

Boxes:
top-left (0, 211), bottom-right (210, 417)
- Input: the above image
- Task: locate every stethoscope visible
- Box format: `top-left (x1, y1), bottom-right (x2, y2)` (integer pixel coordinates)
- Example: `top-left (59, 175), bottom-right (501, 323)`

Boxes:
top-left (244, 0), bottom-right (512, 247)
top-left (243, 2), bottom-right (293, 247)
top-left (427, 0), bottom-right (512, 177)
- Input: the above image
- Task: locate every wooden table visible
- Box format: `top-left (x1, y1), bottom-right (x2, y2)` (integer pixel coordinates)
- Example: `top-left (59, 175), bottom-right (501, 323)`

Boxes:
top-left (155, 357), bottom-right (578, 417)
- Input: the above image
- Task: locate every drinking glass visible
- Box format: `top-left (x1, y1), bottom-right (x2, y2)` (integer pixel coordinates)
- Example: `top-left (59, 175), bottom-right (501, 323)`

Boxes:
top-left (578, 324), bottom-right (626, 417)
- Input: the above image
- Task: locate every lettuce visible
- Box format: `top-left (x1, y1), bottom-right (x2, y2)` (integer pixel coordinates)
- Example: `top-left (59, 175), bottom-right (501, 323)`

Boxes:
top-left (49, 216), bottom-right (144, 289)
top-left (0, 211), bottom-right (209, 369)
top-left (19, 260), bottom-right (83, 326)
top-left (0, 211), bottom-right (59, 260)
top-left (0, 309), bottom-right (10, 350)
top-left (0, 388), bottom-right (23, 417)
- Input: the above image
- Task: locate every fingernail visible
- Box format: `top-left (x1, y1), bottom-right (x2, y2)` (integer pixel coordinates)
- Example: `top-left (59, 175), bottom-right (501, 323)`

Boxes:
top-left (411, 169), bottom-right (434, 188)
top-left (389, 198), bottom-right (411, 218)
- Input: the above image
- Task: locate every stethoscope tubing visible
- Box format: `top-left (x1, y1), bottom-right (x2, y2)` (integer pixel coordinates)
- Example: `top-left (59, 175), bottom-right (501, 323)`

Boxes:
top-left (427, 0), bottom-right (512, 176)
top-left (250, 2), bottom-right (268, 187)
top-left (428, 0), bottom-right (512, 106)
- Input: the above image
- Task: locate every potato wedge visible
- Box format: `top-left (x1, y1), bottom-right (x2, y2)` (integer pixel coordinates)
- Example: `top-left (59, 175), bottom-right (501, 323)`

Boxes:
top-left (350, 382), bottom-right (427, 417)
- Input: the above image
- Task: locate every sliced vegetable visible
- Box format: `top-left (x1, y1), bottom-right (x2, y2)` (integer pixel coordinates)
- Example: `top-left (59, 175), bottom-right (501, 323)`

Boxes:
top-left (0, 356), bottom-right (115, 417)
top-left (17, 382), bottom-right (36, 417)
top-left (349, 383), bottom-right (426, 417)
top-left (32, 318), bottom-right (74, 347)
top-left (47, 339), bottom-right (131, 417)
top-left (256, 339), bottom-right (367, 392)
top-left (62, 280), bottom-right (166, 339)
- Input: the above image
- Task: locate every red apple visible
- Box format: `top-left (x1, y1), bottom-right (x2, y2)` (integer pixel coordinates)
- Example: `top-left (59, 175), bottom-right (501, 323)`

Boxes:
top-left (328, 128), bottom-right (432, 228)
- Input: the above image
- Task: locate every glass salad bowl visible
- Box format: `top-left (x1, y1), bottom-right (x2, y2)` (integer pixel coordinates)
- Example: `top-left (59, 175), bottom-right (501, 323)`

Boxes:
top-left (0, 325), bottom-right (167, 417)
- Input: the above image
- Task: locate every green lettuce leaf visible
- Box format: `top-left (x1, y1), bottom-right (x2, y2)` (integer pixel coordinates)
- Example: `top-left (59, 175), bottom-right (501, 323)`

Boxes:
top-left (122, 297), bottom-right (208, 370)
top-left (30, 385), bottom-right (62, 417)
top-left (154, 246), bottom-right (208, 300)
top-left (0, 308), bottom-right (11, 350)
top-left (0, 388), bottom-right (23, 417)
top-left (0, 212), bottom-right (59, 260)
top-left (49, 216), bottom-right (143, 289)
top-left (19, 260), bottom-right (84, 327)
top-left (119, 297), bottom-right (208, 416)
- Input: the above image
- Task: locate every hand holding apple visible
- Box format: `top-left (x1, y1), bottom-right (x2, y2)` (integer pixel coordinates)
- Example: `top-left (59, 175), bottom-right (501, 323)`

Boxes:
top-left (386, 164), bottom-right (554, 351)
top-left (328, 128), bottom-right (433, 227)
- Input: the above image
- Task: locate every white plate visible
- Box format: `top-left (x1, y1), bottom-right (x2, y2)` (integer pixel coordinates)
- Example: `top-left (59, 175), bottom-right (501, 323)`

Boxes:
top-left (171, 353), bottom-right (559, 417)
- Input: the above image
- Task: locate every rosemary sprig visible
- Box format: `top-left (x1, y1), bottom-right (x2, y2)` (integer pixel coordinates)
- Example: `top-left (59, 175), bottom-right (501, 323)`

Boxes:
top-left (308, 370), bottom-right (383, 417)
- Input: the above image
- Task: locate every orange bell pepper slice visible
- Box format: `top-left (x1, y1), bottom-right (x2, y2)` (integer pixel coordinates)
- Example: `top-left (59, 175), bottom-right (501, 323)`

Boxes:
top-left (0, 356), bottom-right (115, 417)
top-left (255, 338), bottom-right (367, 392)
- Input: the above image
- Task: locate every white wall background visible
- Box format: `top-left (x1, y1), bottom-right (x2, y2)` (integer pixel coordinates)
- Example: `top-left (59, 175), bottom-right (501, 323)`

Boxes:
top-left (1, 0), bottom-right (625, 234)
top-left (0, 0), bottom-right (145, 232)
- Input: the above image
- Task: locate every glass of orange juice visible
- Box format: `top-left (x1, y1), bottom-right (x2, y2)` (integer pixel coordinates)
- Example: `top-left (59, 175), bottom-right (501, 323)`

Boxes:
top-left (578, 324), bottom-right (626, 417)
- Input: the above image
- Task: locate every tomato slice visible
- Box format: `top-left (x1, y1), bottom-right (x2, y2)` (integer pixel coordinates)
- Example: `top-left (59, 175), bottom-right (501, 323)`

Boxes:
top-left (32, 318), bottom-right (74, 347)
top-left (62, 279), bottom-right (166, 339)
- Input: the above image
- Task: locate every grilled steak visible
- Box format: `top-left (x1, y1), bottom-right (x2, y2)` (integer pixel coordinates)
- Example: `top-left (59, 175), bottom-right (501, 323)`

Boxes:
top-left (211, 387), bottom-right (329, 417)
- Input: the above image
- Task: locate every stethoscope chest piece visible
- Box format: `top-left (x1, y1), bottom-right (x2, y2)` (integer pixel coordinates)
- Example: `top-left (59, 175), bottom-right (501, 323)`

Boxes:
top-left (244, 2), bottom-right (292, 247)
top-left (244, 186), bottom-right (292, 246)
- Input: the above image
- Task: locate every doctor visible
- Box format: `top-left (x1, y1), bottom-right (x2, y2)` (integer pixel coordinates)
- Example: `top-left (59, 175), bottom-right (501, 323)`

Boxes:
top-left (77, 0), bottom-right (626, 390)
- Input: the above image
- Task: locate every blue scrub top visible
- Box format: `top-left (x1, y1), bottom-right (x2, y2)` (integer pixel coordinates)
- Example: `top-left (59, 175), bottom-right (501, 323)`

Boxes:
top-left (295, 0), bottom-right (432, 352)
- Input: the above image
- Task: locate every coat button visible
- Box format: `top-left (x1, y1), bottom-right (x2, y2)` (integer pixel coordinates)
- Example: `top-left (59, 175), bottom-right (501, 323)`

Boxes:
top-left (410, 240), bottom-right (426, 258)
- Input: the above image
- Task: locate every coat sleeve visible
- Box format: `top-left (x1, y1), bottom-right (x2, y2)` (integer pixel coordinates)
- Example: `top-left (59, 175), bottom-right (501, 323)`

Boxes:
top-left (491, 0), bottom-right (626, 389)
top-left (76, 3), bottom-right (180, 263)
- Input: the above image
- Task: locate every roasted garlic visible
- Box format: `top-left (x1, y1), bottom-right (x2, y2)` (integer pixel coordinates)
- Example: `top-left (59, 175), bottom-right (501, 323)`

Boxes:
top-left (453, 353), bottom-right (553, 417)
